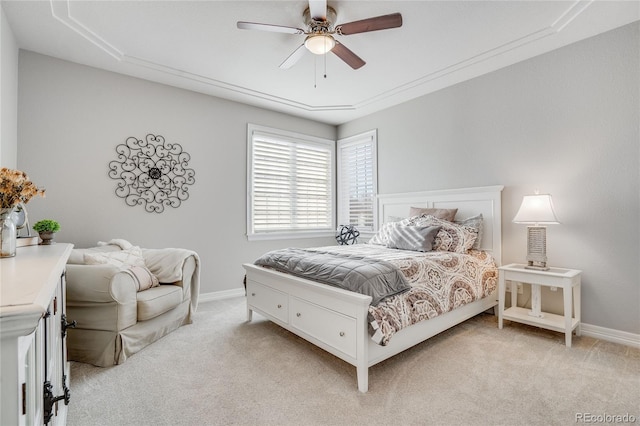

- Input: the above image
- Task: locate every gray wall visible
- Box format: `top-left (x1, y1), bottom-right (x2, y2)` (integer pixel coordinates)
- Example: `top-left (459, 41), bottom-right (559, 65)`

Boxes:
top-left (0, 6), bottom-right (18, 168)
top-left (17, 51), bottom-right (336, 297)
top-left (338, 22), bottom-right (640, 334)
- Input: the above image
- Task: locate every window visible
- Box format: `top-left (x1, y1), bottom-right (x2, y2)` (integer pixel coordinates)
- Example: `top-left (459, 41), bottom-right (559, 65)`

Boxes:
top-left (337, 130), bottom-right (378, 234)
top-left (247, 124), bottom-right (335, 240)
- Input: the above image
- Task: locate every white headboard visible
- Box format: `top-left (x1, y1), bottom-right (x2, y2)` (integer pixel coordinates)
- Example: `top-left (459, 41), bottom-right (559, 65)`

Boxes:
top-left (377, 185), bottom-right (504, 265)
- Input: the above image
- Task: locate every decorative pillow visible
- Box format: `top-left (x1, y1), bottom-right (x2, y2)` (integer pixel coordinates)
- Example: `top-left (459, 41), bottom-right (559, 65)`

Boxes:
top-left (408, 207), bottom-right (458, 222)
top-left (124, 265), bottom-right (160, 291)
top-left (83, 246), bottom-right (146, 269)
top-left (386, 215), bottom-right (405, 223)
top-left (67, 246), bottom-right (120, 264)
top-left (387, 225), bottom-right (442, 252)
top-left (368, 217), bottom-right (413, 246)
top-left (413, 215), bottom-right (478, 253)
top-left (68, 249), bottom-right (89, 264)
top-left (455, 214), bottom-right (484, 250)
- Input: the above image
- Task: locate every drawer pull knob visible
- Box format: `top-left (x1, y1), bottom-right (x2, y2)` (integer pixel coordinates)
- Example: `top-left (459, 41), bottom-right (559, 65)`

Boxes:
top-left (277, 304), bottom-right (282, 309)
top-left (339, 332), bottom-right (345, 337)
top-left (251, 293), bottom-right (256, 297)
top-left (296, 313), bottom-right (301, 317)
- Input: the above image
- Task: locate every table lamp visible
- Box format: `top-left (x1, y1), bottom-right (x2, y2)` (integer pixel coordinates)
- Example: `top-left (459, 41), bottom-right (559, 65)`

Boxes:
top-left (513, 192), bottom-right (560, 271)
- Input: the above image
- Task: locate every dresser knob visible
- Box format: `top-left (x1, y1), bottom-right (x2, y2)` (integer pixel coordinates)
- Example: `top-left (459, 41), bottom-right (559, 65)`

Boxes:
top-left (277, 304), bottom-right (282, 309)
top-left (251, 293), bottom-right (255, 297)
top-left (296, 313), bottom-right (301, 317)
top-left (339, 331), bottom-right (345, 337)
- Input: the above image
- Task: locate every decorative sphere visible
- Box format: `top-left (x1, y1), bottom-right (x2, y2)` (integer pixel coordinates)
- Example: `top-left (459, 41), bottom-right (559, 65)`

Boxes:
top-left (336, 225), bottom-right (360, 245)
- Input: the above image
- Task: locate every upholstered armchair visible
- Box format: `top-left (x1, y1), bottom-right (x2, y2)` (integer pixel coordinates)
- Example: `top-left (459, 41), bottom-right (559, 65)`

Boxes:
top-left (65, 241), bottom-right (200, 367)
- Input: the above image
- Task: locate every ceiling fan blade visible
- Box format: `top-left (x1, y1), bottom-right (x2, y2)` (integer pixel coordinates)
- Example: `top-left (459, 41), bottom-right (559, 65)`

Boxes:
top-left (331, 41), bottom-right (365, 70)
top-left (279, 44), bottom-right (307, 69)
top-left (308, 0), bottom-right (327, 20)
top-left (237, 21), bottom-right (304, 35)
top-left (336, 13), bottom-right (403, 35)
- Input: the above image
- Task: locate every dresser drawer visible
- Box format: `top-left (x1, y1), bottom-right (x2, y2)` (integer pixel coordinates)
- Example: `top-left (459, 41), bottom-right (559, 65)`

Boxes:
top-left (246, 281), bottom-right (288, 323)
top-left (290, 297), bottom-right (357, 358)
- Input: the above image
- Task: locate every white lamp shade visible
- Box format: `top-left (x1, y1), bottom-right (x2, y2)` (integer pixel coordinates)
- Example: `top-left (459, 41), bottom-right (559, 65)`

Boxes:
top-left (513, 194), bottom-right (560, 225)
top-left (304, 34), bottom-right (336, 55)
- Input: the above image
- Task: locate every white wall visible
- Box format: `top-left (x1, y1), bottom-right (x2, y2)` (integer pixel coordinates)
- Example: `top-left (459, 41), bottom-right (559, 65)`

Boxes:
top-left (18, 51), bottom-right (336, 297)
top-left (0, 4), bottom-right (18, 168)
top-left (338, 23), bottom-right (640, 334)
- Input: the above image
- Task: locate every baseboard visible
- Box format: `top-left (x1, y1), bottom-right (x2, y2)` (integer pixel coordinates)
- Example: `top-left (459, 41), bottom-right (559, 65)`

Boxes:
top-left (199, 288), bottom-right (245, 303)
top-left (581, 323), bottom-right (640, 349)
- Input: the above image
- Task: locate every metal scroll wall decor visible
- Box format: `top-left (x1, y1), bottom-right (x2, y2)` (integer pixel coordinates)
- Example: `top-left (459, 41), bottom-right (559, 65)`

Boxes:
top-left (108, 134), bottom-right (195, 213)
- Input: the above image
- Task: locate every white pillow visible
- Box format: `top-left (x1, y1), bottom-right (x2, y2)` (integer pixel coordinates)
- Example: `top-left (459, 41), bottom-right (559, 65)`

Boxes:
top-left (368, 217), bottom-right (414, 246)
top-left (83, 246), bottom-right (146, 269)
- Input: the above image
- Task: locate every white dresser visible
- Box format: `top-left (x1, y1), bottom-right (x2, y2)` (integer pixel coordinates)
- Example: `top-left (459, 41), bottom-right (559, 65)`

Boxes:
top-left (1, 243), bottom-right (74, 425)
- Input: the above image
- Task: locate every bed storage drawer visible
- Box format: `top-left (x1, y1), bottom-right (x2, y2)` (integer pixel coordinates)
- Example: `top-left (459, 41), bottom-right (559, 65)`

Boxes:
top-left (247, 281), bottom-right (288, 323)
top-left (290, 297), bottom-right (357, 358)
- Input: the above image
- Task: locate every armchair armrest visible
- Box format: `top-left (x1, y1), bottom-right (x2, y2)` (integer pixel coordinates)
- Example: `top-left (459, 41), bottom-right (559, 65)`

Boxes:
top-left (142, 249), bottom-right (200, 311)
top-left (66, 264), bottom-right (138, 332)
top-left (66, 264), bottom-right (137, 304)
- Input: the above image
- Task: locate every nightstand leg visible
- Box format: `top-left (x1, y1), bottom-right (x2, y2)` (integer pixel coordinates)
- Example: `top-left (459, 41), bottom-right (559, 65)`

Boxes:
top-left (498, 274), bottom-right (505, 329)
top-left (563, 286), bottom-right (572, 347)
top-left (529, 284), bottom-right (543, 318)
top-left (574, 282), bottom-right (581, 336)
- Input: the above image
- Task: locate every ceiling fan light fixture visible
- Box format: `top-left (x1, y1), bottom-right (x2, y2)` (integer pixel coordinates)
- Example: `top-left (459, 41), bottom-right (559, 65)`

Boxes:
top-left (304, 34), bottom-right (335, 55)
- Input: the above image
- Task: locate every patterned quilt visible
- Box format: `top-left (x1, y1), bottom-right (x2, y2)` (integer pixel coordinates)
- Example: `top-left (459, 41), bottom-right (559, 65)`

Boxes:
top-left (300, 244), bottom-right (498, 345)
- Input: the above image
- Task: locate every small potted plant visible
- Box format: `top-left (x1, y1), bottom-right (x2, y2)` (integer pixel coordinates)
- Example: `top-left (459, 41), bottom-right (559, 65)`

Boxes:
top-left (33, 219), bottom-right (60, 245)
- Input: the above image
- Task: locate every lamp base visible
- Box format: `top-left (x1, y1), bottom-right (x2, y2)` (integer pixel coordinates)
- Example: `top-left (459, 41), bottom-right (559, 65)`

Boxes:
top-left (525, 226), bottom-right (549, 271)
top-left (525, 261), bottom-right (550, 271)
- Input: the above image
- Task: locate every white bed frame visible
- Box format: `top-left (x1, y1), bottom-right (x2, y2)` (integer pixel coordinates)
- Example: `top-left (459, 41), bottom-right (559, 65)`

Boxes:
top-left (244, 185), bottom-right (503, 392)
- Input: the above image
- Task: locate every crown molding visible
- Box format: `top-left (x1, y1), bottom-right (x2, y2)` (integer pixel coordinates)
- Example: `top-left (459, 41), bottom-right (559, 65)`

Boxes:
top-left (48, 0), bottom-right (593, 117)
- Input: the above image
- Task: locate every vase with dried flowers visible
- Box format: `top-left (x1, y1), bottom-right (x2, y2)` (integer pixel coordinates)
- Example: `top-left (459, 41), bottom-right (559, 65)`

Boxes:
top-left (0, 168), bottom-right (45, 257)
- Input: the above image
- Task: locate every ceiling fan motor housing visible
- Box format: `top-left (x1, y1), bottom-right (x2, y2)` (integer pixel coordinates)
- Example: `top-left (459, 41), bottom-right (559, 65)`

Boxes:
top-left (304, 6), bottom-right (337, 33)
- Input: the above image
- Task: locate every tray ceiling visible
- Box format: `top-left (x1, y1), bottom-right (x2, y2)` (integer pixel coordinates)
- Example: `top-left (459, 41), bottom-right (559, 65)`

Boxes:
top-left (2, 1), bottom-right (638, 124)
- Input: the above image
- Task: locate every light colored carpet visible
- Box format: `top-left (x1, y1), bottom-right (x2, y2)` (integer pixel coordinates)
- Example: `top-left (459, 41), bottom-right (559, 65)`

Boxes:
top-left (68, 297), bottom-right (639, 426)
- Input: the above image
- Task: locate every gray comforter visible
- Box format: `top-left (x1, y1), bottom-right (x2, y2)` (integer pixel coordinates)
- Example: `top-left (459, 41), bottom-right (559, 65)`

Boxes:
top-left (254, 247), bottom-right (411, 305)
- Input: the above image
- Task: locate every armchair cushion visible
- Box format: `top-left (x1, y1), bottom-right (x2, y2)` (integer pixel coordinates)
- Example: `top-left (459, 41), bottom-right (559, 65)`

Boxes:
top-left (136, 286), bottom-right (183, 321)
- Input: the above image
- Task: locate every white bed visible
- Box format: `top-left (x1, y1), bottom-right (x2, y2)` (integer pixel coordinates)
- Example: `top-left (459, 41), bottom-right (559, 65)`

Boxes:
top-left (243, 185), bottom-right (503, 392)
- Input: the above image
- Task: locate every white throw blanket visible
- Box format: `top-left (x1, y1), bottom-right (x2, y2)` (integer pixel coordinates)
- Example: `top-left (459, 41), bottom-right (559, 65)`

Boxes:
top-left (98, 238), bottom-right (134, 250)
top-left (99, 239), bottom-right (201, 312)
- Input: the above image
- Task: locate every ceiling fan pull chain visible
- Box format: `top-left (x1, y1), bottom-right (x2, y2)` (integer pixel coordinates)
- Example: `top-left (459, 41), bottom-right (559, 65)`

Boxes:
top-left (314, 55), bottom-right (317, 88)
top-left (324, 45), bottom-right (328, 79)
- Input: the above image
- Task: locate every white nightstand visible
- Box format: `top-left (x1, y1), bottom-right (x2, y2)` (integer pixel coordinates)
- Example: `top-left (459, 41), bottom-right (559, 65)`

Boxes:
top-left (498, 263), bottom-right (582, 347)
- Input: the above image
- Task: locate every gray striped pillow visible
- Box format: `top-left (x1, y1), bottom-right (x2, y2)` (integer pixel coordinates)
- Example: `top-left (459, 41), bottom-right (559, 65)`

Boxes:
top-left (388, 225), bottom-right (442, 252)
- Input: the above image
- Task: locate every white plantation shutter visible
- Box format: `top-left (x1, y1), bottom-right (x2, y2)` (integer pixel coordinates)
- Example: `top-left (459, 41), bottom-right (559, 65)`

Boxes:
top-left (337, 130), bottom-right (378, 233)
top-left (247, 124), bottom-right (335, 240)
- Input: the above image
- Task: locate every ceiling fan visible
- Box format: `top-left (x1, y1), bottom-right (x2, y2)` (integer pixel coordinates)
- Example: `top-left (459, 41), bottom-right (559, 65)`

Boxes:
top-left (237, 0), bottom-right (402, 70)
